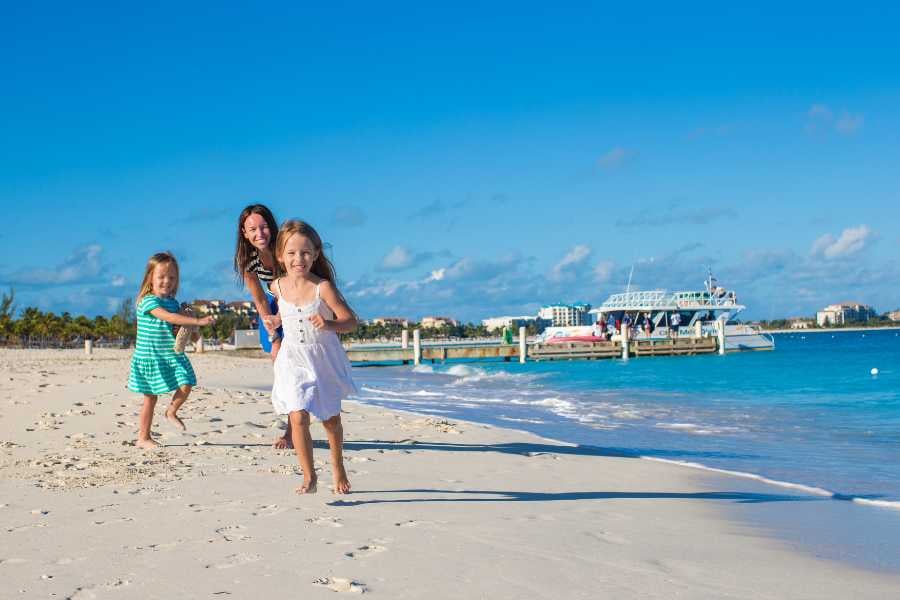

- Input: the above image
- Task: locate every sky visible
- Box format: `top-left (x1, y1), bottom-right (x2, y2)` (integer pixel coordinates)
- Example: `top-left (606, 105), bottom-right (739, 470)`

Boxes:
top-left (2, 2), bottom-right (899, 322)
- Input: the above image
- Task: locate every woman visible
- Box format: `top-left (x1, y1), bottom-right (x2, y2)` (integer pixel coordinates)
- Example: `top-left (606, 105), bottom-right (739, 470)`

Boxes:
top-left (233, 204), bottom-right (292, 448)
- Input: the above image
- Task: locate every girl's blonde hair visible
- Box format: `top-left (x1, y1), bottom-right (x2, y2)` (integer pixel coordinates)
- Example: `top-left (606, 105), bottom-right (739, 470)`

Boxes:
top-left (136, 252), bottom-right (179, 304)
top-left (275, 220), bottom-right (355, 315)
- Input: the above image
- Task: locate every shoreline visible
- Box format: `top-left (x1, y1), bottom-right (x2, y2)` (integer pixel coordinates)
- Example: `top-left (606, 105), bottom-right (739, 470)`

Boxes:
top-left (764, 325), bottom-right (900, 334)
top-left (2, 348), bottom-right (898, 597)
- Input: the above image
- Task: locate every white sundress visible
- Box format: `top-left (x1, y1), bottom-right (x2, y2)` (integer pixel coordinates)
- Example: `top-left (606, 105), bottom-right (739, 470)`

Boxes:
top-left (270, 280), bottom-right (358, 420)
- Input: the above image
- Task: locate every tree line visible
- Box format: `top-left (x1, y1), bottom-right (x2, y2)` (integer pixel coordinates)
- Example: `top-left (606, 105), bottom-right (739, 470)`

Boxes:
top-left (0, 289), bottom-right (252, 347)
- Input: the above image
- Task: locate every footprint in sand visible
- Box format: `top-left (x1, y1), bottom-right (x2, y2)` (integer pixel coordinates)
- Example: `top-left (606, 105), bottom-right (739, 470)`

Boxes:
top-left (586, 530), bottom-right (630, 546)
top-left (206, 553), bottom-right (262, 569)
top-left (251, 504), bottom-right (284, 517)
top-left (306, 516), bottom-right (343, 528)
top-left (215, 525), bottom-right (251, 542)
top-left (312, 577), bottom-right (367, 594)
top-left (394, 520), bottom-right (421, 527)
top-left (134, 540), bottom-right (183, 552)
top-left (344, 544), bottom-right (387, 558)
top-left (347, 456), bottom-right (374, 463)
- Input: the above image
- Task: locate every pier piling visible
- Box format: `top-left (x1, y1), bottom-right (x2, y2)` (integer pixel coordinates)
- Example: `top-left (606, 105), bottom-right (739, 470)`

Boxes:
top-left (716, 319), bottom-right (726, 355)
top-left (84, 339), bottom-right (92, 356)
top-left (621, 327), bottom-right (629, 361)
top-left (519, 326), bottom-right (527, 364)
top-left (413, 329), bottom-right (421, 365)
top-left (401, 329), bottom-right (409, 349)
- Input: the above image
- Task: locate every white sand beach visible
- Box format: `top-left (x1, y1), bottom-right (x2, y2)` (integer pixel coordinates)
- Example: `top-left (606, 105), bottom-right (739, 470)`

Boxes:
top-left (1, 348), bottom-right (898, 599)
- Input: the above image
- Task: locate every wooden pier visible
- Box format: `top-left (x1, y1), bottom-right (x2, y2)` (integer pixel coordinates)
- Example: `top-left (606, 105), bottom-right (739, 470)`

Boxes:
top-left (346, 335), bottom-right (718, 364)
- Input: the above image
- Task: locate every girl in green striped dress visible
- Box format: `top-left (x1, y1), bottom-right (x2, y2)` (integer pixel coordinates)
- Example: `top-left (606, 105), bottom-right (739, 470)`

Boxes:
top-left (127, 252), bottom-right (215, 449)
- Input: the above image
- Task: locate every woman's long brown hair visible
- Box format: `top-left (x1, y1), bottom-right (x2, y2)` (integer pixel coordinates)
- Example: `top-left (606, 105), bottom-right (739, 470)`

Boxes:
top-left (233, 204), bottom-right (279, 286)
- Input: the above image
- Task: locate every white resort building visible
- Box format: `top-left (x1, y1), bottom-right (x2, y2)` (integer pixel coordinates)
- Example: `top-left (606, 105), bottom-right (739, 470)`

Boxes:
top-left (420, 316), bottom-right (458, 329)
top-left (816, 303), bottom-right (877, 326)
top-left (481, 315), bottom-right (550, 332)
top-left (538, 303), bottom-right (592, 327)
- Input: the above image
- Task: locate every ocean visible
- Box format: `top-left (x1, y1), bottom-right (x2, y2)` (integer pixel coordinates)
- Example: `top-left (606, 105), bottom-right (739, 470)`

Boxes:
top-left (349, 329), bottom-right (900, 570)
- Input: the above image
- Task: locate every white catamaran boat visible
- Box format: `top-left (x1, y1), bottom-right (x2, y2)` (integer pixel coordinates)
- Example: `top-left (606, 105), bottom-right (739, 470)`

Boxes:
top-left (540, 270), bottom-right (775, 352)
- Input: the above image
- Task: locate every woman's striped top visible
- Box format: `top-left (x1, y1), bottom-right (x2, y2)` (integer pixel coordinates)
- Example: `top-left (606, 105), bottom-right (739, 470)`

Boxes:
top-left (246, 250), bottom-right (275, 282)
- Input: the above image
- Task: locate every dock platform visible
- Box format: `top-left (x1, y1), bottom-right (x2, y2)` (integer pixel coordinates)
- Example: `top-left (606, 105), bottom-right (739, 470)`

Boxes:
top-left (346, 336), bottom-right (719, 364)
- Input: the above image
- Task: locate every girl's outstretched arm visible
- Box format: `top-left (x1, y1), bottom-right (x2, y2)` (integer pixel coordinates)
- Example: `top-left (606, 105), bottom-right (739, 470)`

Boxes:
top-left (149, 307), bottom-right (214, 327)
top-left (313, 280), bottom-right (358, 333)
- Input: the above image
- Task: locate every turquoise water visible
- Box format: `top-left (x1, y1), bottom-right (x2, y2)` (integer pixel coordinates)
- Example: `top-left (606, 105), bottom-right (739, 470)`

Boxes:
top-left (353, 329), bottom-right (900, 506)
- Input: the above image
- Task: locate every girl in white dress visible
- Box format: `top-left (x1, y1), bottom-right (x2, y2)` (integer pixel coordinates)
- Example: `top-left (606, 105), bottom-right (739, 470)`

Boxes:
top-left (265, 220), bottom-right (358, 494)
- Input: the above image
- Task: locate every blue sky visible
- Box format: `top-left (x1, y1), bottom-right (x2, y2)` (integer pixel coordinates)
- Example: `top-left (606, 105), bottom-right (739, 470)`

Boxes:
top-left (2, 3), bottom-right (899, 321)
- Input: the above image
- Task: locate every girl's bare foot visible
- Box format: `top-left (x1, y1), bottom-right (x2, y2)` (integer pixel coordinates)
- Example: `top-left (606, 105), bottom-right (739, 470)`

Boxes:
top-left (165, 410), bottom-right (186, 431)
top-left (295, 477), bottom-right (317, 495)
top-left (136, 438), bottom-right (161, 450)
top-left (332, 467), bottom-right (351, 494)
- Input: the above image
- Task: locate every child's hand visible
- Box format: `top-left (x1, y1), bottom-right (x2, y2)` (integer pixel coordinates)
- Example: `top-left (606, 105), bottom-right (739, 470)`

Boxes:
top-left (309, 314), bottom-right (328, 330)
top-left (198, 315), bottom-right (215, 327)
top-left (262, 314), bottom-right (282, 333)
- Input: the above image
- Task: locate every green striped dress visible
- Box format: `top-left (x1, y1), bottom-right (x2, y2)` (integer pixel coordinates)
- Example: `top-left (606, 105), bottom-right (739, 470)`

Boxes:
top-left (127, 295), bottom-right (197, 394)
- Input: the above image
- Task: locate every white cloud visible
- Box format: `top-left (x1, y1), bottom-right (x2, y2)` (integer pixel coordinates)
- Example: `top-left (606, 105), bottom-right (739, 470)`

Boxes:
top-left (111, 275), bottom-right (126, 287)
top-left (332, 205), bottom-right (366, 228)
top-left (549, 245), bottom-right (591, 281)
top-left (380, 246), bottom-right (412, 271)
top-left (806, 104), bottom-right (864, 136)
top-left (835, 112), bottom-right (864, 135)
top-left (811, 225), bottom-right (872, 259)
top-left (808, 104), bottom-right (833, 120)
top-left (597, 147), bottom-right (630, 169)
top-left (0, 244), bottom-right (106, 286)
top-left (593, 260), bottom-right (615, 283)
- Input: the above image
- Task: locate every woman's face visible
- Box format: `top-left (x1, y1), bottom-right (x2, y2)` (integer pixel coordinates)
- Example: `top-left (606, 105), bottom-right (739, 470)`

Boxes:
top-left (243, 213), bottom-right (271, 251)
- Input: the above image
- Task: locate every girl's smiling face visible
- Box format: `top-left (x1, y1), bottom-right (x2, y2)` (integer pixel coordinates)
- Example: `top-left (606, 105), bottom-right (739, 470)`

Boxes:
top-left (152, 262), bottom-right (178, 297)
top-left (243, 213), bottom-right (271, 251)
top-left (280, 233), bottom-right (318, 276)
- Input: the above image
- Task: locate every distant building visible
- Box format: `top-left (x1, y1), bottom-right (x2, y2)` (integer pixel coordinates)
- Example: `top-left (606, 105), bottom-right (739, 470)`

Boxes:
top-left (816, 303), bottom-right (877, 326)
top-left (225, 300), bottom-right (257, 317)
top-left (789, 319), bottom-right (813, 329)
top-left (193, 300), bottom-right (225, 315)
top-left (887, 310), bottom-right (900, 322)
top-left (370, 317), bottom-right (409, 327)
top-left (482, 315), bottom-right (551, 332)
top-left (420, 316), bottom-right (458, 329)
top-left (538, 303), bottom-right (592, 327)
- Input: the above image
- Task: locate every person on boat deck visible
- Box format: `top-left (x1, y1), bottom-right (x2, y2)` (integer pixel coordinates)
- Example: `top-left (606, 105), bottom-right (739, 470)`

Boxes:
top-left (622, 314), bottom-right (633, 334)
top-left (609, 314), bottom-right (618, 334)
top-left (643, 313), bottom-right (654, 336)
top-left (670, 312), bottom-right (682, 337)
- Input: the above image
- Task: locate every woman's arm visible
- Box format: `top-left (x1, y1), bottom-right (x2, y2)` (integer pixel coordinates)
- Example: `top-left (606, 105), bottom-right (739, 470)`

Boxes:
top-left (149, 307), bottom-right (214, 327)
top-left (243, 271), bottom-right (275, 333)
top-left (313, 281), bottom-right (358, 333)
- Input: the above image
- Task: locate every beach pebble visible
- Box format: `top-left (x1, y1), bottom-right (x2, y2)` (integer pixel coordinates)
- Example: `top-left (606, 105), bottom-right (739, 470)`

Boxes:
top-left (31, 509), bottom-right (48, 515)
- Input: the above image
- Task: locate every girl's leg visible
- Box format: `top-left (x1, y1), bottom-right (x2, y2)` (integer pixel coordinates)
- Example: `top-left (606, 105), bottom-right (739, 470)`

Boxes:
top-left (289, 410), bottom-right (316, 493)
top-left (271, 340), bottom-right (293, 449)
top-left (137, 394), bottom-right (160, 449)
top-left (165, 385), bottom-right (191, 431)
top-left (322, 415), bottom-right (350, 494)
